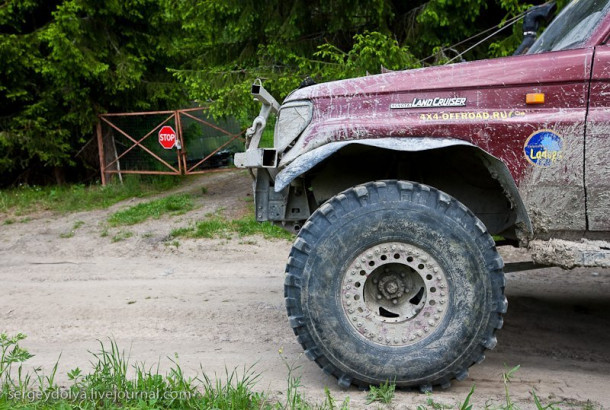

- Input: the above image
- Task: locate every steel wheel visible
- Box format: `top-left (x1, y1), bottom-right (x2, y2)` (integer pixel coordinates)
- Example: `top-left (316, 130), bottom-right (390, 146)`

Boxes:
top-left (341, 242), bottom-right (449, 347)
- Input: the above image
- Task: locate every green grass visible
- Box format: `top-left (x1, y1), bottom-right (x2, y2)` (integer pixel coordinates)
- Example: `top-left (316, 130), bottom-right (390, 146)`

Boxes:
top-left (0, 334), bottom-right (263, 409)
top-left (111, 230), bottom-right (133, 242)
top-left (171, 212), bottom-right (293, 241)
top-left (0, 175), bottom-right (179, 216)
top-left (0, 333), bottom-right (600, 409)
top-left (366, 379), bottom-right (395, 404)
top-left (108, 194), bottom-right (194, 226)
top-left (0, 333), bottom-right (339, 409)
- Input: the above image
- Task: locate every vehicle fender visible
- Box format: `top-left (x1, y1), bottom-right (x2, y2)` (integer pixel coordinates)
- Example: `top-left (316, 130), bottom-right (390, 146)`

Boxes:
top-left (274, 137), bottom-right (533, 237)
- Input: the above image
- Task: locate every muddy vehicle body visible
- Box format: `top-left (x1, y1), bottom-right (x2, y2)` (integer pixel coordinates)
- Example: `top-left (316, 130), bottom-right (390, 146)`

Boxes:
top-left (235, 0), bottom-right (610, 390)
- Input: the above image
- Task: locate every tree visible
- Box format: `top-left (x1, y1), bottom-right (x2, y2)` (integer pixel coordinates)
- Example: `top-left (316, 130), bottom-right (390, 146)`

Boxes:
top-left (0, 0), bottom-right (187, 185)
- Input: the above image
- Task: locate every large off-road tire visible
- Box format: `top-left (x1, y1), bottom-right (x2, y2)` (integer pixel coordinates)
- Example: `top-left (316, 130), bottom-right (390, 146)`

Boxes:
top-left (284, 180), bottom-right (506, 390)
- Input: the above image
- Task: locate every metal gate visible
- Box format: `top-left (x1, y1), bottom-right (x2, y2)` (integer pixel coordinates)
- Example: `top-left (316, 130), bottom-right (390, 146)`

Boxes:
top-left (98, 108), bottom-right (244, 185)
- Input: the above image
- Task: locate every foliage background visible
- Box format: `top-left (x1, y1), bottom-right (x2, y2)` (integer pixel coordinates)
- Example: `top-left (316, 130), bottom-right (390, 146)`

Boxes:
top-left (0, 0), bottom-right (566, 186)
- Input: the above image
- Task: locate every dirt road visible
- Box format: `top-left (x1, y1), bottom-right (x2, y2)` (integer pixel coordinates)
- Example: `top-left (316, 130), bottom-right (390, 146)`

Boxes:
top-left (1, 171), bottom-right (609, 408)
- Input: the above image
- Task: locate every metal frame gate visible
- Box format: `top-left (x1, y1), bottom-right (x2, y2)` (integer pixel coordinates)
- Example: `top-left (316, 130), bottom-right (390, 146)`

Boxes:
top-left (98, 108), bottom-right (244, 185)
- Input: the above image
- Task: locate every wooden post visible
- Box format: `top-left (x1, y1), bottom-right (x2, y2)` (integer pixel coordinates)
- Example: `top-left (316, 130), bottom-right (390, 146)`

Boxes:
top-left (96, 120), bottom-right (106, 186)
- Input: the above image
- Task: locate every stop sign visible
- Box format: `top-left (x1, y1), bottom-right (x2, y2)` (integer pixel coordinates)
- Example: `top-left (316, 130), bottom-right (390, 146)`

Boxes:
top-left (158, 125), bottom-right (177, 149)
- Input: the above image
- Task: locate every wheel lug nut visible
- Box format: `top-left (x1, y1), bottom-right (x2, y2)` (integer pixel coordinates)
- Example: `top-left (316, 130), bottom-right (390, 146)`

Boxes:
top-left (352, 317), bottom-right (357, 321)
top-left (424, 327), bottom-right (430, 333)
top-left (392, 299), bottom-right (398, 304)
top-left (376, 294), bottom-right (382, 300)
top-left (428, 320), bottom-right (435, 326)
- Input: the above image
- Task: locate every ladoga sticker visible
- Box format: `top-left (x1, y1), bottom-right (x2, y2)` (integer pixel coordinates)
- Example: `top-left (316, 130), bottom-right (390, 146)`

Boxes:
top-left (524, 129), bottom-right (563, 166)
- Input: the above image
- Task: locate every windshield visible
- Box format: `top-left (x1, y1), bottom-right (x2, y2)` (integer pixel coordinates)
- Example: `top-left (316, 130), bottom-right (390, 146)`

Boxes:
top-left (528, 0), bottom-right (610, 53)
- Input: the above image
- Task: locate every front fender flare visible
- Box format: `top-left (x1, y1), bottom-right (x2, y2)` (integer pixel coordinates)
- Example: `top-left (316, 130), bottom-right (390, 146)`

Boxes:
top-left (274, 137), bottom-right (533, 238)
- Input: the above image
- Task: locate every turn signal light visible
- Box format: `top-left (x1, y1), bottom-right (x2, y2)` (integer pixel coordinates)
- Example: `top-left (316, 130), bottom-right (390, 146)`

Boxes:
top-left (526, 93), bottom-right (545, 104)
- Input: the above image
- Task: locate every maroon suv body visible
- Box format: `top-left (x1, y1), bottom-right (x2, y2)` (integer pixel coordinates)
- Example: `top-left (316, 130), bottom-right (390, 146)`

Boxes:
top-left (235, 0), bottom-right (610, 390)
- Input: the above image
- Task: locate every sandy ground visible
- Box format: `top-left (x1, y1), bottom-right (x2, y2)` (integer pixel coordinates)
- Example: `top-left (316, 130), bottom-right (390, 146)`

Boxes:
top-left (1, 170), bottom-right (609, 409)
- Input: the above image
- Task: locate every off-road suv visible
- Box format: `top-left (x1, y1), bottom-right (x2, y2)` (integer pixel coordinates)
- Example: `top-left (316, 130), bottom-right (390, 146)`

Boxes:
top-left (235, 0), bottom-right (610, 390)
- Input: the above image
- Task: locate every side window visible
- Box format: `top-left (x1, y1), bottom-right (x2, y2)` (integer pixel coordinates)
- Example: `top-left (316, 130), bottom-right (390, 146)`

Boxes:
top-left (529, 0), bottom-right (610, 53)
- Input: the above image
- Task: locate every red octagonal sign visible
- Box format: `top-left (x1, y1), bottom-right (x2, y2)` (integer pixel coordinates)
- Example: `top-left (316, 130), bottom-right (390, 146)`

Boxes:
top-left (158, 125), bottom-right (177, 149)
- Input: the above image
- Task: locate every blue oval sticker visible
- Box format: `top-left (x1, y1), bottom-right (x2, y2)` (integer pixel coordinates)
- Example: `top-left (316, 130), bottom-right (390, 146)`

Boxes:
top-left (524, 129), bottom-right (563, 167)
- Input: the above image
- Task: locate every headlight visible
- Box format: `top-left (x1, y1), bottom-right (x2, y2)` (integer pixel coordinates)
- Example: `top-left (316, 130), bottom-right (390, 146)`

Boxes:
top-left (274, 101), bottom-right (313, 152)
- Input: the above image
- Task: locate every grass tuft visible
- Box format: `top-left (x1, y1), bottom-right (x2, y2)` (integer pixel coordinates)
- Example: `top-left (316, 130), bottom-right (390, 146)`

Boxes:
top-left (198, 365), bottom-right (265, 409)
top-left (366, 379), bottom-right (395, 404)
top-left (0, 333), bottom-right (34, 395)
top-left (171, 208), bottom-right (293, 241)
top-left (111, 230), bottom-right (133, 242)
top-left (108, 194), bottom-right (193, 226)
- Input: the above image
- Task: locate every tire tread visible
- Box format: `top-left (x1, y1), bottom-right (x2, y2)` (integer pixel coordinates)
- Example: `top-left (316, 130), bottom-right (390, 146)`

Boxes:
top-left (284, 180), bottom-right (507, 391)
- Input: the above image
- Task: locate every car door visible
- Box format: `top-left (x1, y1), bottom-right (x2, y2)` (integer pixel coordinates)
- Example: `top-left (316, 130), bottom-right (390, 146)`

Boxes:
top-left (586, 44), bottom-right (610, 231)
